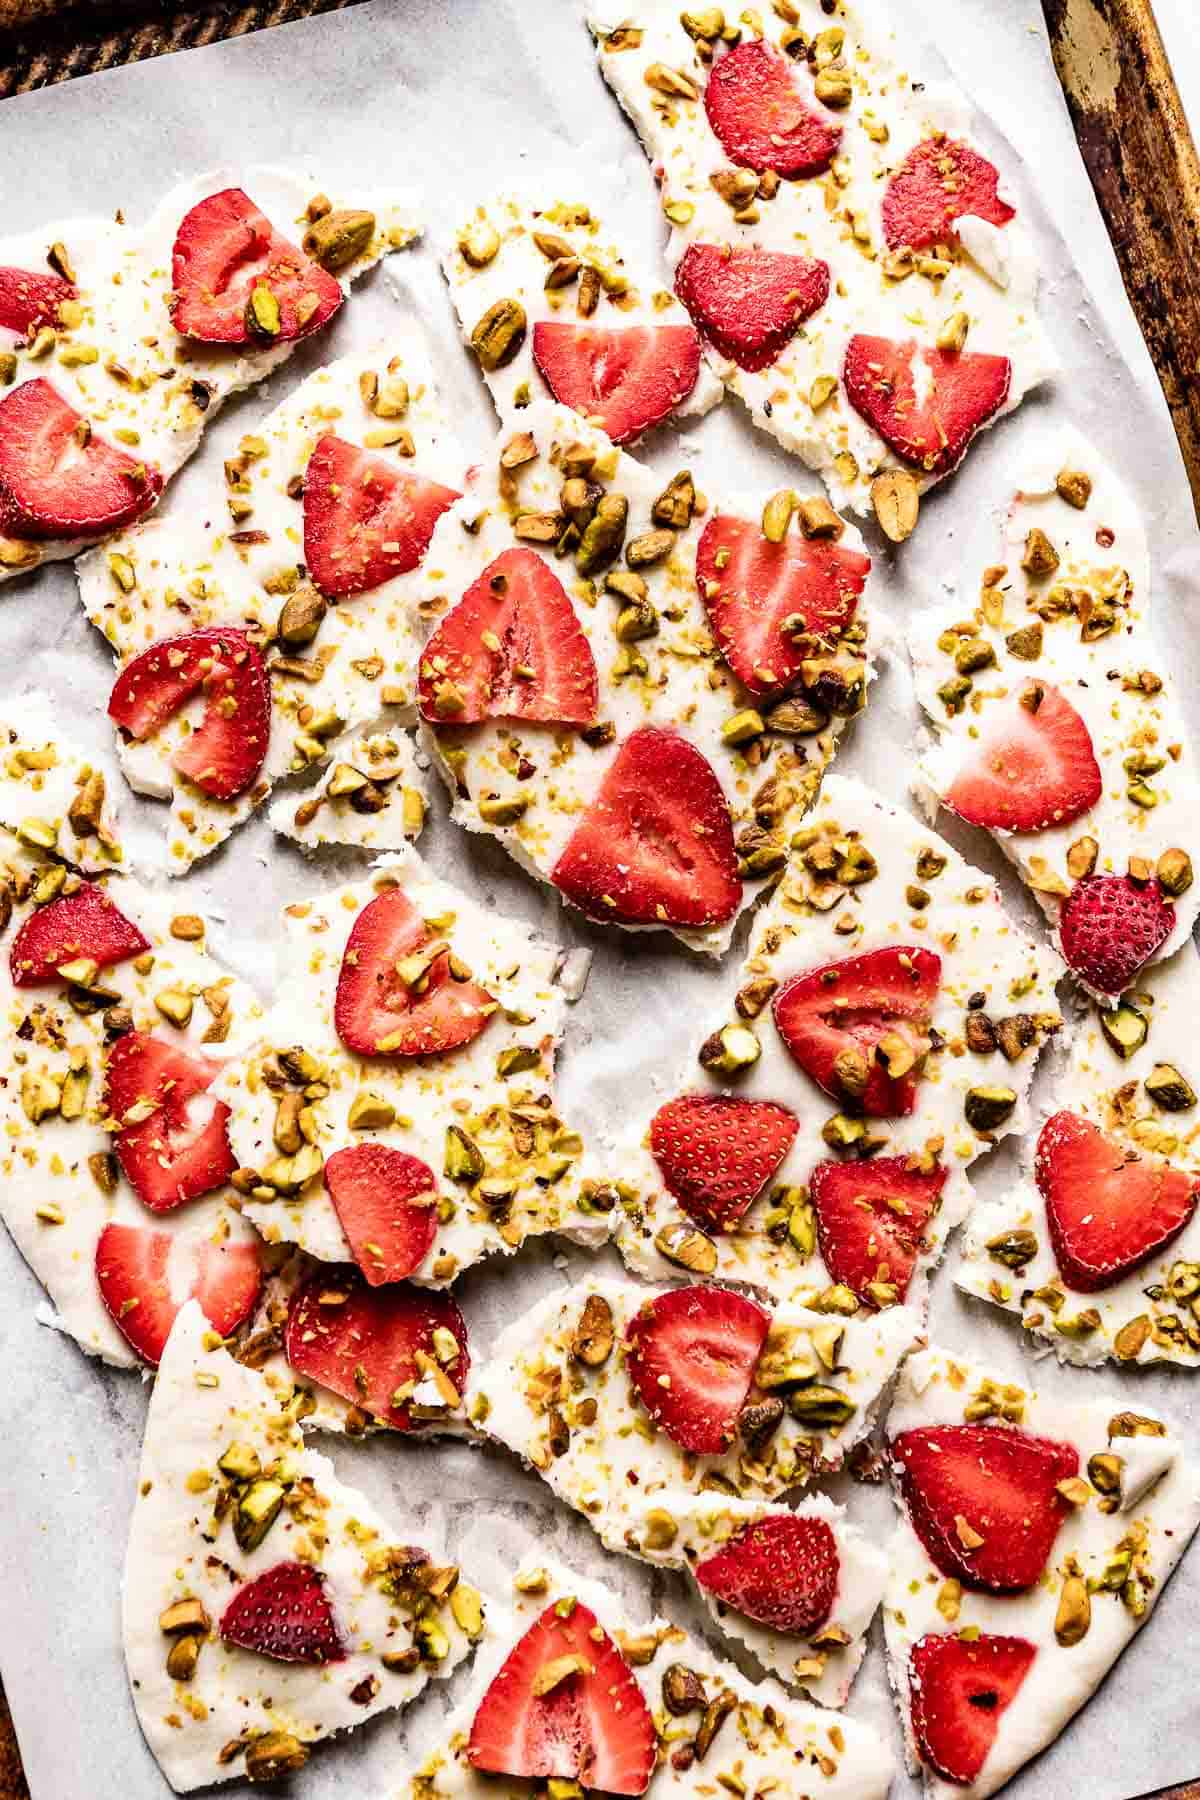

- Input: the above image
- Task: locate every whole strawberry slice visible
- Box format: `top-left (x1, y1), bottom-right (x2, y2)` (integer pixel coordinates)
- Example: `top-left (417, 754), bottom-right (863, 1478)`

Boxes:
top-left (0, 378), bottom-right (162, 539)
top-left (324, 1143), bottom-right (439, 1284)
top-left (531, 322), bottom-right (701, 444)
top-left (909, 1633), bottom-right (1036, 1786)
top-left (9, 882), bottom-right (149, 986)
top-left (106, 1032), bottom-right (235, 1212)
top-left (695, 512), bottom-right (868, 696)
top-left (674, 244), bottom-right (830, 373)
top-left (552, 727), bottom-right (741, 930)
top-left (333, 883), bottom-right (495, 1058)
top-left (809, 1157), bottom-right (947, 1306)
top-left (107, 626), bottom-right (271, 802)
top-left (704, 40), bottom-right (842, 177)
top-left (843, 336), bottom-right (1011, 475)
top-left (891, 1423), bottom-right (1078, 1592)
top-left (625, 1284), bottom-right (770, 1455)
top-left (284, 1266), bottom-right (469, 1429)
top-left (220, 1561), bottom-right (345, 1665)
top-left (95, 1221), bottom-right (262, 1367)
top-left (171, 188), bottom-right (343, 345)
top-left (1057, 874), bottom-right (1174, 996)
top-left (945, 681), bottom-right (1101, 833)
top-left (0, 266), bottom-right (75, 337)
top-left (694, 1513), bottom-right (838, 1635)
top-left (882, 137), bottom-right (1015, 251)
top-left (303, 433), bottom-right (460, 599)
top-left (649, 1094), bottom-right (798, 1233)
top-left (418, 547), bottom-right (598, 727)
top-left (1036, 1109), bottom-right (1198, 1292)
top-left (772, 946), bottom-right (941, 1117)
top-left (468, 1598), bottom-right (655, 1795)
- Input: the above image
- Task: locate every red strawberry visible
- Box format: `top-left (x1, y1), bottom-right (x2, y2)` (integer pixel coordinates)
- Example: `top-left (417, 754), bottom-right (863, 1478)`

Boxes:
top-left (649, 1094), bottom-right (798, 1233)
top-left (843, 335), bottom-right (1011, 475)
top-left (9, 883), bottom-right (149, 986)
top-left (170, 188), bottom-right (343, 346)
top-left (107, 626), bottom-right (271, 802)
top-left (945, 682), bottom-right (1101, 833)
top-left (772, 946), bottom-right (941, 1117)
top-left (909, 1633), bottom-right (1036, 1786)
top-left (1057, 874), bottom-right (1174, 996)
top-left (809, 1157), bottom-right (948, 1306)
top-left (891, 1423), bottom-right (1078, 1592)
top-left (0, 266), bottom-right (74, 337)
top-left (694, 1513), bottom-right (838, 1634)
top-left (695, 512), bottom-right (868, 696)
top-left (106, 1032), bottom-right (235, 1212)
top-left (220, 1562), bottom-right (345, 1665)
top-left (674, 244), bottom-right (830, 373)
top-left (418, 547), bottom-right (598, 727)
top-left (95, 1221), bottom-right (262, 1367)
top-left (324, 1143), bottom-right (439, 1284)
top-left (468, 1598), bottom-right (655, 1795)
top-left (333, 883), bottom-right (495, 1058)
top-left (531, 322), bottom-right (701, 445)
top-left (624, 1284), bottom-right (770, 1455)
top-left (704, 40), bottom-right (842, 177)
top-left (303, 433), bottom-right (460, 599)
top-left (284, 1266), bottom-right (469, 1429)
top-left (1035, 1109), bottom-right (1199, 1292)
top-left (883, 138), bottom-right (1015, 252)
top-left (0, 378), bottom-right (162, 539)
top-left (552, 727), bottom-right (741, 930)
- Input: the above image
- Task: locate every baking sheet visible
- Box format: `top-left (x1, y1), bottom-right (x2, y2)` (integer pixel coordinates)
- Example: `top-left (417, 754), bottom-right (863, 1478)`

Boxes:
top-left (2, 1), bottom-right (1200, 1795)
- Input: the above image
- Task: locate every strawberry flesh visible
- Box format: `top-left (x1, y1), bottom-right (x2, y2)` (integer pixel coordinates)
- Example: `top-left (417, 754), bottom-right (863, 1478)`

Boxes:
top-left (1057, 874), bottom-right (1174, 996)
top-left (303, 432), bottom-right (460, 599)
top-left (324, 1143), bottom-right (440, 1285)
top-left (704, 40), bottom-right (842, 177)
top-left (220, 1561), bottom-right (345, 1665)
top-left (695, 1512), bottom-right (838, 1635)
top-left (809, 1156), bottom-right (948, 1306)
top-left (649, 1093), bottom-right (798, 1233)
top-left (0, 377), bottom-right (162, 539)
top-left (0, 266), bottom-right (74, 337)
top-left (333, 882), bottom-right (495, 1058)
top-left (843, 335), bottom-right (1011, 475)
top-left (95, 1221), bottom-right (261, 1367)
top-left (772, 945), bottom-right (941, 1117)
top-left (674, 243), bottom-right (830, 373)
top-left (171, 187), bottom-right (343, 345)
top-left (883, 138), bottom-right (1015, 252)
top-left (625, 1284), bottom-right (770, 1455)
top-left (910, 1632), bottom-right (1036, 1786)
top-left (9, 883), bottom-right (149, 986)
top-left (107, 625), bottom-right (271, 802)
top-left (945, 681), bottom-right (1101, 832)
top-left (106, 1031), bottom-right (235, 1212)
top-left (531, 322), bottom-right (701, 445)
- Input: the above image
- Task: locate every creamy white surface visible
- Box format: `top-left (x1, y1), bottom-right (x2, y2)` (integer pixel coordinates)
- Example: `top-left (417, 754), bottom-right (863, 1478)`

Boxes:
top-left (0, 691), bottom-right (124, 872)
top-left (269, 725), bottom-right (430, 852)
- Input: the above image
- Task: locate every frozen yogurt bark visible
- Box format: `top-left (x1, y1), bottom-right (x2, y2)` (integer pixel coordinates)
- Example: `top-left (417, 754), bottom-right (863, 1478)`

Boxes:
top-left (270, 725), bottom-right (430, 853)
top-left (0, 691), bottom-right (123, 872)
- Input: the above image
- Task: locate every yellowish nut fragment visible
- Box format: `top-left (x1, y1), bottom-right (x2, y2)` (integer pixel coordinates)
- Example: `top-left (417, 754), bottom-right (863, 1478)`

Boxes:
top-left (655, 1221), bottom-right (717, 1273)
top-left (471, 298), bottom-right (527, 371)
top-left (459, 218), bottom-right (501, 268)
top-left (1021, 527), bottom-right (1060, 578)
top-left (303, 208), bottom-right (375, 270)
top-left (870, 469), bottom-right (919, 543)
top-left (1055, 468), bottom-right (1093, 509)
top-left (761, 488), bottom-right (797, 543)
top-left (936, 311), bottom-right (970, 353)
top-left (244, 1731), bottom-right (309, 1783)
top-left (644, 62), bottom-right (699, 99)
top-left (1055, 1572), bottom-right (1091, 1646)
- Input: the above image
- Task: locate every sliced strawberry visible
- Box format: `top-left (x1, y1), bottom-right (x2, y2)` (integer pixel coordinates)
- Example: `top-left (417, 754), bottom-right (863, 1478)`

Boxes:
top-left (1035, 1109), bottom-right (1199, 1292)
top-left (418, 547), bottom-right (598, 727)
top-left (772, 946), bottom-right (941, 1117)
top-left (468, 1598), bottom-right (655, 1795)
top-left (220, 1562), bottom-right (345, 1665)
top-left (809, 1157), bottom-right (948, 1306)
top-left (944, 681), bottom-right (1101, 833)
top-left (883, 137), bottom-right (1015, 252)
top-left (107, 625), bottom-right (270, 802)
top-left (649, 1094), bottom-right (798, 1233)
top-left (910, 1633), bottom-right (1036, 1786)
top-left (674, 244), bottom-right (830, 374)
top-left (106, 1032), bottom-right (235, 1212)
top-left (0, 378), bottom-right (162, 539)
top-left (333, 883), bottom-right (495, 1058)
top-left (625, 1284), bottom-right (770, 1455)
top-left (95, 1221), bottom-right (261, 1367)
top-left (552, 727), bottom-right (741, 930)
top-left (1057, 874), bottom-right (1174, 996)
top-left (0, 266), bottom-right (74, 337)
top-left (324, 1143), bottom-right (439, 1285)
top-left (303, 433), bottom-right (460, 599)
top-left (704, 40), bottom-right (842, 177)
top-left (843, 336), bottom-right (1011, 475)
top-left (170, 188), bottom-right (343, 346)
top-left (694, 1513), bottom-right (837, 1635)
top-left (284, 1266), bottom-right (469, 1429)
top-left (531, 322), bottom-right (701, 444)
top-left (9, 883), bottom-right (149, 986)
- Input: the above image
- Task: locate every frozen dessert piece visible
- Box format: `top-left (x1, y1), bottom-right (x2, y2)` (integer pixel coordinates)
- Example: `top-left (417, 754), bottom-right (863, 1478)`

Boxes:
top-left (0, 691), bottom-right (122, 872)
top-left (270, 725), bottom-right (429, 852)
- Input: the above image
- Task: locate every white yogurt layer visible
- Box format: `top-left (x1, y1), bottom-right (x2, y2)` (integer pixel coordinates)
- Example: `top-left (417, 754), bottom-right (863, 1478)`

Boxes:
top-left (882, 1345), bottom-right (1200, 1800)
top-left (0, 691), bottom-right (123, 872)
top-left (270, 725), bottom-right (430, 853)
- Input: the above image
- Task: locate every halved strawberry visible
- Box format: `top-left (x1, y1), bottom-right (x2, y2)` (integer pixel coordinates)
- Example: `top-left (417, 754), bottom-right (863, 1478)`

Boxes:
top-left (1057, 874), bottom-right (1174, 996)
top-left (170, 188), bottom-right (343, 346)
top-left (418, 547), bottom-right (598, 727)
top-left (531, 322), bottom-right (701, 444)
top-left (625, 1284), bottom-right (770, 1455)
top-left (324, 1143), bottom-right (439, 1284)
top-left (0, 378), bottom-right (162, 539)
top-left (107, 626), bottom-right (271, 802)
top-left (9, 883), bottom-right (149, 986)
top-left (303, 433), bottom-right (460, 599)
top-left (333, 883), bottom-right (495, 1058)
top-left (0, 266), bottom-right (74, 337)
top-left (467, 1598), bottom-right (655, 1795)
top-left (891, 1423), bottom-right (1078, 1592)
top-left (694, 1513), bottom-right (837, 1634)
top-left (95, 1221), bottom-right (262, 1367)
top-left (284, 1266), bottom-right (469, 1429)
top-left (704, 40), bottom-right (842, 177)
top-left (772, 946), bottom-right (941, 1117)
top-left (809, 1157), bottom-right (948, 1306)
top-left (649, 1094), bottom-right (798, 1233)
top-left (909, 1633), bottom-right (1036, 1786)
top-left (106, 1032), bottom-right (235, 1212)
top-left (674, 244), bottom-right (830, 373)
top-left (220, 1562), bottom-right (345, 1665)
top-left (944, 682), bottom-right (1101, 832)
top-left (843, 336), bottom-right (1011, 475)
top-left (1035, 1109), bottom-right (1199, 1292)
top-left (695, 512), bottom-right (868, 696)
top-left (882, 137), bottom-right (1015, 252)
top-left (552, 727), bottom-right (741, 930)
